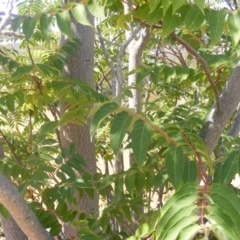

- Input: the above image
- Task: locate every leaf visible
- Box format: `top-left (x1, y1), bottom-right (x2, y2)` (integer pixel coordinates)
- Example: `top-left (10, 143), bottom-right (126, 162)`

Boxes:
top-left (172, 0), bottom-right (185, 14)
top-left (149, 0), bottom-right (161, 13)
top-left (162, 0), bottom-right (171, 15)
top-left (208, 9), bottom-right (227, 46)
top-left (194, 0), bottom-right (205, 14)
top-left (220, 151), bottom-right (239, 184)
top-left (71, 5), bottom-right (93, 27)
top-left (22, 17), bottom-right (37, 42)
top-left (38, 121), bottom-right (59, 134)
top-left (185, 5), bottom-right (205, 31)
top-left (210, 184), bottom-right (240, 235)
top-left (177, 224), bottom-right (201, 240)
top-left (165, 145), bottom-right (185, 189)
top-left (90, 102), bottom-right (118, 139)
top-left (87, 0), bottom-right (105, 19)
top-left (56, 11), bottom-right (72, 39)
top-left (207, 205), bottom-right (239, 239)
top-left (115, 176), bottom-right (124, 200)
top-left (40, 14), bottom-right (52, 41)
top-left (161, 213), bottom-right (199, 240)
top-left (182, 160), bottom-right (197, 183)
top-left (131, 120), bottom-right (152, 168)
top-left (110, 111), bottom-right (133, 155)
top-left (12, 65), bottom-right (33, 78)
top-left (162, 5), bottom-right (189, 36)
top-left (227, 12), bottom-right (240, 49)
top-left (125, 173), bottom-right (135, 197)
top-left (155, 183), bottom-right (199, 239)
top-left (6, 94), bottom-right (15, 113)
top-left (135, 172), bottom-right (145, 194)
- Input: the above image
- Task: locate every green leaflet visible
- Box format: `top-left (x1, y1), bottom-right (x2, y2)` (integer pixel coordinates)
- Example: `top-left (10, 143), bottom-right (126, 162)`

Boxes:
top-left (172, 0), bottom-right (185, 14)
top-left (185, 5), bottom-right (205, 31)
top-left (87, 0), bottom-right (105, 19)
top-left (162, 0), bottom-right (171, 15)
top-left (131, 120), bottom-right (152, 168)
top-left (155, 183), bottom-right (199, 239)
top-left (207, 205), bottom-right (239, 240)
top-left (220, 151), bottom-right (239, 184)
top-left (71, 5), bottom-right (92, 27)
top-left (56, 11), bottom-right (72, 39)
top-left (208, 9), bottom-right (227, 46)
top-left (165, 145), bottom-right (185, 189)
top-left (194, 0), bottom-right (205, 14)
top-left (149, 0), bottom-right (160, 13)
top-left (125, 173), bottom-right (135, 197)
top-left (90, 102), bottom-right (118, 139)
top-left (162, 5), bottom-right (190, 36)
top-left (182, 160), bottom-right (197, 183)
top-left (110, 111), bottom-right (133, 155)
top-left (227, 12), bottom-right (240, 49)
top-left (177, 224), bottom-right (201, 240)
top-left (210, 184), bottom-right (240, 235)
top-left (40, 14), bottom-right (52, 41)
top-left (22, 17), bottom-right (37, 42)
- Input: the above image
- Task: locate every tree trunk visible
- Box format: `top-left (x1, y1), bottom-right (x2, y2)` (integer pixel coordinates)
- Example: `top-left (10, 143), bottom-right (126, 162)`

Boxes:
top-left (200, 62), bottom-right (240, 154)
top-left (59, 8), bottom-right (98, 239)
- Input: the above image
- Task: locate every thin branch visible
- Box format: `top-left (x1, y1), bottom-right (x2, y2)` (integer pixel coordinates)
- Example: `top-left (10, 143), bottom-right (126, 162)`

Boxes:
top-left (116, 25), bottom-right (141, 98)
top-left (0, 31), bottom-right (24, 38)
top-left (27, 45), bottom-right (35, 66)
top-left (96, 25), bottom-right (116, 96)
top-left (170, 32), bottom-right (222, 114)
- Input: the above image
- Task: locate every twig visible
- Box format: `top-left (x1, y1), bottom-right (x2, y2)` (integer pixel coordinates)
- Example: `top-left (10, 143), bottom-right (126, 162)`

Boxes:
top-left (170, 32), bottom-right (222, 114)
top-left (27, 45), bottom-right (35, 66)
top-left (96, 25), bottom-right (116, 96)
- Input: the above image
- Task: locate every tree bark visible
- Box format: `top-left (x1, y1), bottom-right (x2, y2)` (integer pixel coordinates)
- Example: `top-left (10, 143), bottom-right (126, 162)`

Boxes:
top-left (60, 8), bottom-right (98, 239)
top-left (200, 62), bottom-right (240, 154)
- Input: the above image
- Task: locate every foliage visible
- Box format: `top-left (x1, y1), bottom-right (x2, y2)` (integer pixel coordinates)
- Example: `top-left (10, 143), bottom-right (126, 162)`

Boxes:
top-left (1, 0), bottom-right (240, 240)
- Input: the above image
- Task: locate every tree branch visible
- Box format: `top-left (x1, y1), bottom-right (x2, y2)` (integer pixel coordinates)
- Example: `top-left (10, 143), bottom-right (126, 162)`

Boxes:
top-left (200, 61), bottom-right (240, 154)
top-left (116, 25), bottom-right (141, 98)
top-left (170, 32), bottom-right (222, 114)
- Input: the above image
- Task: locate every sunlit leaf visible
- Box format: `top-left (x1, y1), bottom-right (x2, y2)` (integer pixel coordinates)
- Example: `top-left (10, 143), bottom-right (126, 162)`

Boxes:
top-left (208, 9), bottom-right (227, 46)
top-left (56, 11), bottom-right (72, 39)
top-left (194, 0), bottom-right (205, 14)
top-left (71, 5), bottom-right (92, 27)
top-left (172, 0), bottom-right (185, 14)
top-left (227, 12), bottom-right (240, 49)
top-left (185, 5), bottom-right (205, 31)
top-left (87, 0), bottom-right (105, 19)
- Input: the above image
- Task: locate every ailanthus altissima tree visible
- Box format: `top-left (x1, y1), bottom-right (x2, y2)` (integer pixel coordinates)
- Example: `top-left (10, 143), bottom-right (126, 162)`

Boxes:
top-left (1, 0), bottom-right (240, 239)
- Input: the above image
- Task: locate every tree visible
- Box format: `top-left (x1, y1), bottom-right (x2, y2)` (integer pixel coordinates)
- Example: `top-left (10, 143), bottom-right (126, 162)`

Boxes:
top-left (1, 0), bottom-right (240, 240)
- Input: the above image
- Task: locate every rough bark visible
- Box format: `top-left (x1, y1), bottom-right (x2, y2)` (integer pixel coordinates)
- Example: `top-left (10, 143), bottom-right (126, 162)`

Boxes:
top-left (60, 8), bottom-right (98, 239)
top-left (0, 141), bottom-right (53, 240)
top-left (200, 62), bottom-right (240, 154)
